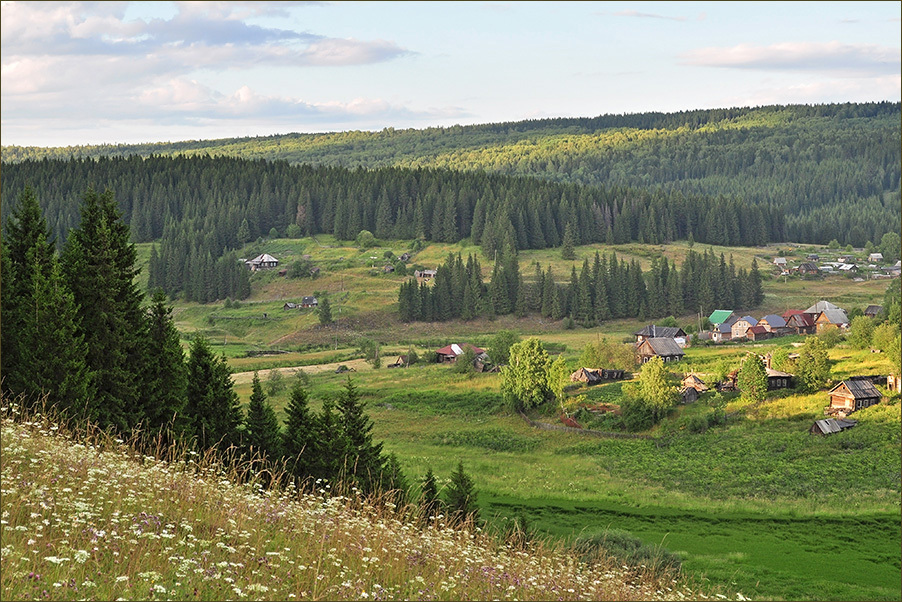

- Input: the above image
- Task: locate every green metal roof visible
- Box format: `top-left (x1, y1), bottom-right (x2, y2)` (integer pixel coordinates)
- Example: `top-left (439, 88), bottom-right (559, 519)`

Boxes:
top-left (708, 310), bottom-right (734, 325)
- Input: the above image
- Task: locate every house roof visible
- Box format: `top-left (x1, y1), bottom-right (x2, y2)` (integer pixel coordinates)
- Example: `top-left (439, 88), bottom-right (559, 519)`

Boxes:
top-left (760, 314), bottom-right (786, 327)
top-left (813, 418), bottom-right (858, 434)
top-left (436, 343), bottom-right (485, 357)
top-left (708, 310), bottom-right (735, 325)
top-left (773, 257), bottom-right (787, 264)
top-left (818, 309), bottom-right (849, 325)
top-left (250, 253), bottom-right (278, 263)
top-left (787, 312), bottom-right (816, 327)
top-left (798, 262), bottom-right (819, 271)
top-left (830, 379), bottom-right (881, 399)
top-left (766, 367), bottom-right (793, 378)
top-left (634, 325), bottom-right (686, 338)
top-left (747, 325), bottom-right (769, 335)
top-left (865, 305), bottom-right (883, 315)
top-left (782, 309), bottom-right (805, 319)
top-left (716, 322), bottom-right (733, 333)
top-left (639, 337), bottom-right (685, 357)
top-left (302, 296), bottom-right (317, 303)
top-left (735, 316), bottom-right (757, 325)
top-left (805, 300), bottom-right (841, 314)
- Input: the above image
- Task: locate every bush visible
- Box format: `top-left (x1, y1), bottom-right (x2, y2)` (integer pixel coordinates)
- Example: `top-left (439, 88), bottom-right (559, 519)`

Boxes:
top-left (573, 529), bottom-right (681, 578)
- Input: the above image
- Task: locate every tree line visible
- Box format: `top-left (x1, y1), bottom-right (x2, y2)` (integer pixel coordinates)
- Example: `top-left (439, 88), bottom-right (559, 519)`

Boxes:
top-left (1, 155), bottom-right (785, 302)
top-left (398, 246), bottom-right (764, 324)
top-left (5, 102), bottom-right (896, 248)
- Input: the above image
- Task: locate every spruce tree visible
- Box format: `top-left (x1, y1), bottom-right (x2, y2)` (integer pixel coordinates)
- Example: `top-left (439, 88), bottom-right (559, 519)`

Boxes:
top-left (561, 222), bottom-right (577, 260)
top-left (282, 381), bottom-right (318, 482)
top-left (379, 453), bottom-right (409, 504)
top-left (245, 372), bottom-right (282, 461)
top-left (445, 461), bottom-right (479, 524)
top-left (420, 467), bottom-right (442, 518)
top-left (143, 289), bottom-right (189, 437)
top-left (336, 377), bottom-right (384, 493)
top-left (314, 397), bottom-right (344, 482)
top-left (186, 336), bottom-right (244, 450)
top-left (62, 188), bottom-right (149, 432)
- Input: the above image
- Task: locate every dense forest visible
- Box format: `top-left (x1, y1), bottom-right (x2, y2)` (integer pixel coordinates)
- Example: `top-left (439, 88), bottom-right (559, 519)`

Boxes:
top-left (4, 102), bottom-right (898, 247)
top-left (1, 156), bottom-right (783, 302)
top-left (398, 247), bottom-right (763, 324)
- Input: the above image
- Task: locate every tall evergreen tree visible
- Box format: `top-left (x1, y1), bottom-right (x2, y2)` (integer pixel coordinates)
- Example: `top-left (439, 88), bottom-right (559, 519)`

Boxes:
top-left (143, 289), bottom-right (189, 437)
top-left (244, 371), bottom-right (282, 460)
top-left (282, 381), bottom-right (318, 482)
top-left (336, 377), bottom-right (384, 492)
top-left (62, 188), bottom-right (149, 432)
top-left (420, 467), bottom-right (442, 518)
top-left (445, 461), bottom-right (480, 524)
top-left (185, 336), bottom-right (244, 450)
top-left (314, 397), bottom-right (343, 482)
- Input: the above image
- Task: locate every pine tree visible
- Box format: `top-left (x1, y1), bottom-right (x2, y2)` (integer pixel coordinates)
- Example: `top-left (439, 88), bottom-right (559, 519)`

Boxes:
top-left (62, 188), bottom-right (150, 432)
top-left (445, 461), bottom-right (479, 524)
top-left (245, 372), bottom-right (282, 461)
top-left (143, 289), bottom-right (189, 437)
top-left (186, 336), bottom-right (244, 450)
top-left (336, 377), bottom-right (384, 493)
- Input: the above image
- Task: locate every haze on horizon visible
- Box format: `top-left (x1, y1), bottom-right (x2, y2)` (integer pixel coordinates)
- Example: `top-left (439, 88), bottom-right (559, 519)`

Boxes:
top-left (1, 0), bottom-right (899, 148)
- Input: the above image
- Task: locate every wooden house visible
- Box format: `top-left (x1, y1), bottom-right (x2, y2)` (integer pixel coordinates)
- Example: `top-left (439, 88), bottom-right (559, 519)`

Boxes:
top-left (765, 367), bottom-right (793, 390)
top-left (773, 257), bottom-right (787, 268)
top-left (682, 373), bottom-right (708, 392)
top-left (864, 305), bottom-right (883, 318)
top-left (636, 337), bottom-right (684, 364)
top-left (806, 253), bottom-right (819, 261)
top-left (815, 309), bottom-right (849, 333)
top-left (796, 262), bottom-right (819, 275)
top-left (826, 380), bottom-right (882, 416)
top-left (887, 374), bottom-right (902, 394)
top-left (868, 252), bottom-right (884, 263)
top-left (246, 253), bottom-right (279, 271)
top-left (309, 266), bottom-right (321, 277)
top-left (783, 310), bottom-right (816, 335)
top-left (758, 314), bottom-right (787, 332)
top-left (746, 325), bottom-right (772, 341)
top-left (415, 269), bottom-right (437, 281)
top-left (634, 325), bottom-right (687, 345)
top-left (810, 418), bottom-right (857, 436)
top-left (301, 296), bottom-right (318, 308)
top-left (283, 302), bottom-right (299, 310)
top-left (435, 343), bottom-right (485, 363)
top-left (731, 316), bottom-right (757, 339)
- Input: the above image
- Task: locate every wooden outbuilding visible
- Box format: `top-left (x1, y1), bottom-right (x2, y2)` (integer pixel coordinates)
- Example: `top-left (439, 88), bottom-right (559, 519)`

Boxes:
top-left (810, 418), bottom-right (857, 436)
top-left (682, 373), bottom-right (709, 392)
top-left (636, 337), bottom-right (684, 363)
top-left (827, 380), bottom-right (882, 416)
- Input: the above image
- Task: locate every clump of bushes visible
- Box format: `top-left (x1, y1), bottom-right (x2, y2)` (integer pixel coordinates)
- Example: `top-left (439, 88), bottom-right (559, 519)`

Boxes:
top-left (574, 529), bottom-right (682, 578)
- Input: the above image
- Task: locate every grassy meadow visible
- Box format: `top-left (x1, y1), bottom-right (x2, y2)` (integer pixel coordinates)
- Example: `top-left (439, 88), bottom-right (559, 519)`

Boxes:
top-left (121, 236), bottom-right (902, 600)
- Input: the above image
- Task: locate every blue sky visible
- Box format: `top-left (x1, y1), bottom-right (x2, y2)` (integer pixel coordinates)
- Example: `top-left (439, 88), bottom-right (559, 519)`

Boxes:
top-left (2, 1), bottom-right (899, 146)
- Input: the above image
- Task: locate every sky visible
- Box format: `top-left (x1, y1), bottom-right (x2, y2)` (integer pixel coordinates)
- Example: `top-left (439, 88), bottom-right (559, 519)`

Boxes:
top-left (1, 1), bottom-right (899, 147)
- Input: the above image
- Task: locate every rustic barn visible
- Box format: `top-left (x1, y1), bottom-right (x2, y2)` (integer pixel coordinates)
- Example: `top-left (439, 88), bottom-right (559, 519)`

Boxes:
top-left (435, 343), bottom-right (485, 363)
top-left (246, 253), bottom-right (279, 271)
top-left (399, 252), bottom-right (411, 262)
top-left (634, 325), bottom-right (687, 344)
top-left (383, 265), bottom-right (395, 273)
top-left (636, 337), bottom-right (684, 363)
top-left (570, 367), bottom-right (601, 384)
top-left (810, 418), bottom-right (857, 436)
top-left (773, 257), bottom-right (787, 267)
top-left (827, 380), bottom-right (882, 416)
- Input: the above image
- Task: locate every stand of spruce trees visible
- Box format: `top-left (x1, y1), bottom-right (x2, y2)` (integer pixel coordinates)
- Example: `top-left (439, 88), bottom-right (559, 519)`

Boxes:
top-left (399, 247), bottom-right (763, 324)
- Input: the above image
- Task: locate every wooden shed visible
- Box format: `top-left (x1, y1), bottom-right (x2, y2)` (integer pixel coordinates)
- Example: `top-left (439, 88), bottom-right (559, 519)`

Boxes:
top-left (827, 380), bottom-right (882, 416)
top-left (810, 418), bottom-right (857, 436)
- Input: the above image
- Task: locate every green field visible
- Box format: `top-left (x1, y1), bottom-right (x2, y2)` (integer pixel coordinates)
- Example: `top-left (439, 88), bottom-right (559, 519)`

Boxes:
top-left (138, 236), bottom-right (901, 601)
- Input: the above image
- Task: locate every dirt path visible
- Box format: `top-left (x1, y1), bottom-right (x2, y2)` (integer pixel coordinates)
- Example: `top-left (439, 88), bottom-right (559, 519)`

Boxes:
top-left (231, 358), bottom-right (370, 385)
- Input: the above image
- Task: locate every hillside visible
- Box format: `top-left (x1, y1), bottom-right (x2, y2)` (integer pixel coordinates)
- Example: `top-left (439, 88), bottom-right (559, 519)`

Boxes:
top-left (3, 103), bottom-right (899, 246)
top-left (0, 408), bottom-right (717, 602)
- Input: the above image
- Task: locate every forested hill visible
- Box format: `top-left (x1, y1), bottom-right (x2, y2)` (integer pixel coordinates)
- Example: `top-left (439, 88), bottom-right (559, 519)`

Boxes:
top-left (3, 103), bottom-right (900, 246)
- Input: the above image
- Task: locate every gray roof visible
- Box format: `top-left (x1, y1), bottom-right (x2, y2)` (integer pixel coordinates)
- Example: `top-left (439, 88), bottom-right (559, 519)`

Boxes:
top-left (819, 309), bottom-right (849, 325)
top-left (865, 305), bottom-right (883, 315)
top-left (736, 316), bottom-right (757, 325)
top-left (832, 379), bottom-right (881, 399)
top-left (813, 418), bottom-right (858, 434)
top-left (634, 325), bottom-right (686, 338)
top-left (766, 367), bottom-right (793, 378)
top-left (760, 314), bottom-right (786, 327)
top-left (640, 337), bottom-right (685, 357)
top-left (805, 300), bottom-right (840, 314)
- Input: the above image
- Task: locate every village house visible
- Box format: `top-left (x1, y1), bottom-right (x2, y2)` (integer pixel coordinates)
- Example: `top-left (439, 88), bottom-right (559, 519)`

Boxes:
top-left (864, 305), bottom-right (883, 318)
top-left (382, 265), bottom-right (395, 273)
top-left (731, 316), bottom-right (758, 340)
top-left (387, 354), bottom-right (414, 368)
top-left (415, 269), bottom-right (438, 281)
top-left (796, 262), bottom-right (819, 275)
top-left (757, 314), bottom-right (787, 332)
top-left (826, 380), bottom-right (882, 416)
top-left (746, 325), bottom-right (772, 341)
top-left (806, 253), bottom-right (819, 261)
top-left (246, 253), bottom-right (279, 271)
top-left (783, 309), bottom-right (816, 335)
top-left (634, 325), bottom-right (687, 345)
top-left (636, 337), bottom-right (684, 364)
top-left (868, 252), bottom-right (884, 263)
top-left (712, 321), bottom-right (733, 343)
top-left (815, 309), bottom-right (849, 333)
top-left (283, 302), bottom-right (299, 310)
top-left (301, 296), bottom-right (318, 308)
top-left (765, 367), bottom-right (793, 390)
top-left (773, 257), bottom-right (787, 268)
top-left (569, 367), bottom-right (626, 384)
top-left (435, 343), bottom-right (485, 363)
top-left (399, 252), bottom-right (411, 262)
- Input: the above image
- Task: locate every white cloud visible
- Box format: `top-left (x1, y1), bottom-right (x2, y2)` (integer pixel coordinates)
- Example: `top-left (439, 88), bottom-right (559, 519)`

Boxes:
top-left (611, 10), bottom-right (687, 22)
top-left (681, 41), bottom-right (900, 76)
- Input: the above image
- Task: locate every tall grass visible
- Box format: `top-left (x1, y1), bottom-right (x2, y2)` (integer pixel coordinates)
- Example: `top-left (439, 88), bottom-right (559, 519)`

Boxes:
top-left (0, 400), bottom-right (729, 601)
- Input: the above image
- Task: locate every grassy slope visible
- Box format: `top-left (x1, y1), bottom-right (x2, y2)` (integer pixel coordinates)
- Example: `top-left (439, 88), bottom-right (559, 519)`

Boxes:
top-left (132, 236), bottom-right (900, 601)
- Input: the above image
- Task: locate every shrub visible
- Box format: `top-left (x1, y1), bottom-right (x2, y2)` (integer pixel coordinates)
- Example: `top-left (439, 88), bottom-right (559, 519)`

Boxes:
top-left (574, 529), bottom-right (682, 578)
